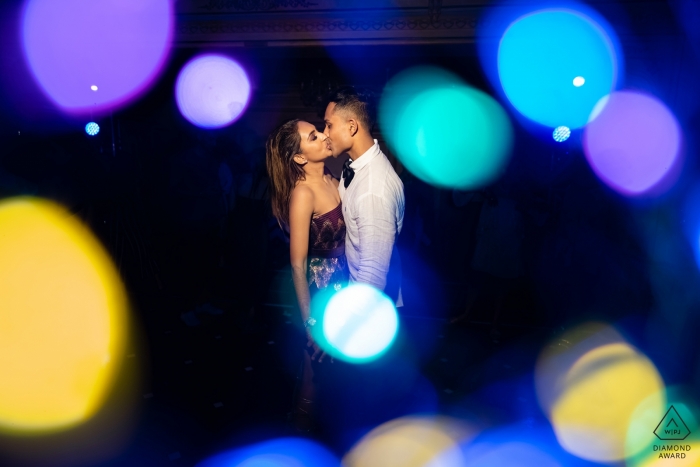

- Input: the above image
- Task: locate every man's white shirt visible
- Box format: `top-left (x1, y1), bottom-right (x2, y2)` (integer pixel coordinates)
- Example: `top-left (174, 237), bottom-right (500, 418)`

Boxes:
top-left (338, 140), bottom-right (405, 305)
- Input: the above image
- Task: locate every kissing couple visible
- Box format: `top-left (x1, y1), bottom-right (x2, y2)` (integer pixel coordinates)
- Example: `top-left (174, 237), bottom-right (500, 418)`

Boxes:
top-left (265, 86), bottom-right (405, 433)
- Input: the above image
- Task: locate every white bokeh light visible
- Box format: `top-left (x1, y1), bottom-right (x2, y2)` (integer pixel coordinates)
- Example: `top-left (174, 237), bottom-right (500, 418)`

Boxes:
top-left (175, 54), bottom-right (251, 129)
top-left (573, 76), bottom-right (586, 87)
top-left (553, 126), bottom-right (571, 142)
top-left (322, 283), bottom-right (398, 363)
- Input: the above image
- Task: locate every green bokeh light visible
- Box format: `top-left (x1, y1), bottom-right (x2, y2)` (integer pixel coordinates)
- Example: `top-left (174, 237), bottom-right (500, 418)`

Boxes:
top-left (380, 66), bottom-right (513, 189)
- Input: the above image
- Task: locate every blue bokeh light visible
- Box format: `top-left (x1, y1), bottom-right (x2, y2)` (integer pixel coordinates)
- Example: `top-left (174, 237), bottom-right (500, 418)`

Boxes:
top-left (552, 126), bottom-right (570, 142)
top-left (85, 122), bottom-right (99, 136)
top-left (460, 422), bottom-right (571, 467)
top-left (480, 1), bottom-right (623, 130)
top-left (196, 438), bottom-right (340, 467)
top-left (683, 184), bottom-right (700, 272)
top-left (498, 8), bottom-right (618, 128)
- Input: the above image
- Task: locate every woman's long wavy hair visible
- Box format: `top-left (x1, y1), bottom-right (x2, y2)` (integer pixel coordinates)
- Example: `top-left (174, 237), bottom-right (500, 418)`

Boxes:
top-left (265, 119), bottom-right (305, 230)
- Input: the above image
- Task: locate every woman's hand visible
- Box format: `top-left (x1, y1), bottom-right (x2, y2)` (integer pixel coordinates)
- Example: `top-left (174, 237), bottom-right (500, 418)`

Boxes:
top-left (306, 335), bottom-right (333, 363)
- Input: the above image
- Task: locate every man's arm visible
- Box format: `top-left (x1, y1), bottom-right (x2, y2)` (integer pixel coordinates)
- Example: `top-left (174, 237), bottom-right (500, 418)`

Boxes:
top-left (354, 192), bottom-right (397, 291)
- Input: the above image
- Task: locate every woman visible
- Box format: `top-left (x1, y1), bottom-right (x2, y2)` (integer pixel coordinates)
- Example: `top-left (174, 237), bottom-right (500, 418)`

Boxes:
top-left (265, 119), bottom-right (348, 433)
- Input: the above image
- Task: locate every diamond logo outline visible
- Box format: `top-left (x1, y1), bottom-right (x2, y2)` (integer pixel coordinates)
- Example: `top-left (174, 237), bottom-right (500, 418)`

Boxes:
top-left (654, 405), bottom-right (691, 441)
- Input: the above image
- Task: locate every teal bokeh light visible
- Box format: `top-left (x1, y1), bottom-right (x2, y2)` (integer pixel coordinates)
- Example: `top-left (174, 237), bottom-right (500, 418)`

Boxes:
top-left (310, 284), bottom-right (398, 364)
top-left (497, 8), bottom-right (619, 129)
top-left (379, 66), bottom-right (513, 190)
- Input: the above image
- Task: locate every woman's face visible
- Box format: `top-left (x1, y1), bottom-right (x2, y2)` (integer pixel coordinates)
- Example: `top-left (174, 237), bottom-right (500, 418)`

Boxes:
top-left (296, 121), bottom-right (332, 164)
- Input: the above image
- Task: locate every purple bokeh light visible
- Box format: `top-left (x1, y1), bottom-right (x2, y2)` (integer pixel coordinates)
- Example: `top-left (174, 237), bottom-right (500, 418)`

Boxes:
top-left (584, 91), bottom-right (682, 197)
top-left (175, 54), bottom-right (251, 129)
top-left (21, 0), bottom-right (173, 116)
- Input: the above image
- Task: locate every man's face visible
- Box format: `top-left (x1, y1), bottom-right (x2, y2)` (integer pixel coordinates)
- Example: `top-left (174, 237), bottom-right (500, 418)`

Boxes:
top-left (323, 102), bottom-right (351, 157)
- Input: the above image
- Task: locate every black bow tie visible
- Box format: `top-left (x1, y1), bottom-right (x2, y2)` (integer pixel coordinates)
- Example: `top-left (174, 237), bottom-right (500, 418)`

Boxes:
top-left (342, 159), bottom-right (355, 188)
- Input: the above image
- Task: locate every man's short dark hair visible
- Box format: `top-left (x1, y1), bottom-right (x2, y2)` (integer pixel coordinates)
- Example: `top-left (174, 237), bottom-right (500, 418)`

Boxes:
top-left (325, 86), bottom-right (377, 134)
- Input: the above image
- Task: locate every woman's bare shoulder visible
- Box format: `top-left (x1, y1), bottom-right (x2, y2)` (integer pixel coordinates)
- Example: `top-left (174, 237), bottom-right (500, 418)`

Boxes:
top-left (290, 183), bottom-right (315, 207)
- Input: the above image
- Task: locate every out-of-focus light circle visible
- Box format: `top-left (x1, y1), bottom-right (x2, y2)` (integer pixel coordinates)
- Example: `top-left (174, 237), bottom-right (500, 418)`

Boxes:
top-left (682, 184), bottom-right (700, 271)
top-left (497, 8), bottom-right (619, 128)
top-left (90, 85), bottom-right (98, 91)
top-left (344, 416), bottom-right (475, 467)
top-left (460, 423), bottom-right (565, 467)
top-left (552, 126), bottom-right (570, 142)
top-left (551, 343), bottom-right (665, 461)
top-left (22, 0), bottom-right (173, 115)
top-left (196, 437), bottom-right (340, 467)
top-left (175, 54), bottom-right (251, 129)
top-left (380, 66), bottom-right (512, 190)
top-left (584, 91), bottom-right (682, 196)
top-left (463, 442), bottom-right (561, 467)
top-left (85, 122), bottom-right (100, 136)
top-left (535, 323), bottom-right (665, 463)
top-left (573, 76), bottom-right (585, 87)
top-left (0, 198), bottom-right (129, 433)
top-left (311, 283), bottom-right (398, 364)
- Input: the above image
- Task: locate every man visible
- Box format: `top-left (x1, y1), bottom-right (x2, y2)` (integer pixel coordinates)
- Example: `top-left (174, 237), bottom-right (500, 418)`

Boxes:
top-left (323, 86), bottom-right (405, 305)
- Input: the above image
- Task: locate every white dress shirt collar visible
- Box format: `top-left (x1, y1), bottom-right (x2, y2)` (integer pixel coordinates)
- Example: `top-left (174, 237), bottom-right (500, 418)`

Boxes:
top-left (349, 139), bottom-right (380, 171)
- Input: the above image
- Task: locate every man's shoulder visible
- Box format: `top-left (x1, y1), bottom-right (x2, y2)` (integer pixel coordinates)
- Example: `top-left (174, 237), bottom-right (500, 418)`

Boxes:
top-left (368, 150), bottom-right (399, 175)
top-left (374, 151), bottom-right (404, 188)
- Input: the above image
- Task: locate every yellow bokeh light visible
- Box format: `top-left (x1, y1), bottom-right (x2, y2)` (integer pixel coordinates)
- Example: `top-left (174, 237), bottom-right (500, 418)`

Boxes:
top-left (535, 322), bottom-right (626, 414)
top-left (550, 342), bottom-right (665, 462)
top-left (0, 197), bottom-right (129, 433)
top-left (343, 416), bottom-right (476, 467)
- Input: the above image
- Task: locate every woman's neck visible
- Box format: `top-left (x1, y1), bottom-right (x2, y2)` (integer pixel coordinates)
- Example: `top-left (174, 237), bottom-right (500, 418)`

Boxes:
top-left (303, 162), bottom-right (326, 182)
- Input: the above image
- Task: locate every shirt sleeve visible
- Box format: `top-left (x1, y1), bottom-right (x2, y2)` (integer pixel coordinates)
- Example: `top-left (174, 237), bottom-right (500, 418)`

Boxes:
top-left (354, 192), bottom-right (397, 290)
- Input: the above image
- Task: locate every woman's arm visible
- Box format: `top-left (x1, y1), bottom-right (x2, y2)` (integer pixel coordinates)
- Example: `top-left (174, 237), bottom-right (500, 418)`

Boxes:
top-left (288, 185), bottom-right (314, 324)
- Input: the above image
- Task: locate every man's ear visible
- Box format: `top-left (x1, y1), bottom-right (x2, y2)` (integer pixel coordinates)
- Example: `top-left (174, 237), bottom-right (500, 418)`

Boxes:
top-left (293, 154), bottom-right (307, 165)
top-left (348, 118), bottom-right (359, 137)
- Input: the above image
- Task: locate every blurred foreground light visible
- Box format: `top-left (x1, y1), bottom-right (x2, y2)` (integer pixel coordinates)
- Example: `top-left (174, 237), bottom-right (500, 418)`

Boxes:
top-left (21, 0), bottom-right (173, 115)
top-left (460, 423), bottom-right (564, 467)
top-left (0, 198), bottom-right (129, 433)
top-left (584, 91), bottom-right (682, 197)
top-left (196, 437), bottom-right (339, 467)
top-left (175, 54), bottom-right (251, 129)
top-left (344, 415), bottom-right (476, 467)
top-left (535, 323), bottom-right (665, 462)
top-left (310, 283), bottom-right (398, 364)
top-left (552, 126), bottom-right (570, 142)
top-left (494, 5), bottom-right (620, 129)
top-left (379, 66), bottom-right (512, 190)
top-left (85, 122), bottom-right (99, 136)
top-left (682, 184), bottom-right (700, 271)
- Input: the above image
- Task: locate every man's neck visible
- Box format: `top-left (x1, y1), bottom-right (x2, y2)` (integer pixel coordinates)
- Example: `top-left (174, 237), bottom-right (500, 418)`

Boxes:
top-left (348, 134), bottom-right (376, 161)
